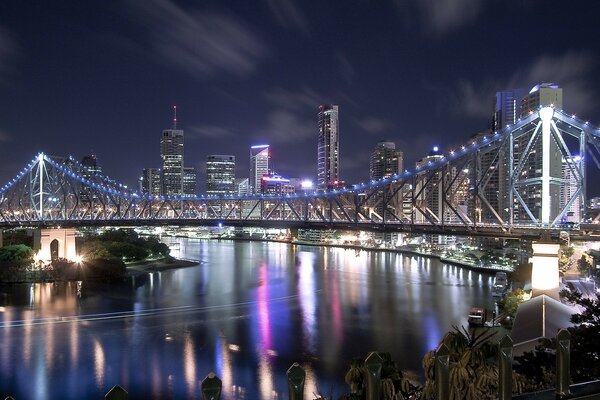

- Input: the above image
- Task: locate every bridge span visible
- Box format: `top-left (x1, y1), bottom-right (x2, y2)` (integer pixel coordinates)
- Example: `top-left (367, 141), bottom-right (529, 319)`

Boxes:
top-left (1, 107), bottom-right (600, 240)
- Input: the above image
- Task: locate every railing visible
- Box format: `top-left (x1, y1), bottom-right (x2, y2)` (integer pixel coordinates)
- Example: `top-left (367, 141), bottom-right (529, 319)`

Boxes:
top-left (4, 329), bottom-right (600, 400)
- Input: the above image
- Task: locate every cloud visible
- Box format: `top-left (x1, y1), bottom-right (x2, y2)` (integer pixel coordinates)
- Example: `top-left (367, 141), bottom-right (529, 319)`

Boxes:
top-left (266, 0), bottom-right (310, 35)
top-left (356, 117), bottom-right (394, 135)
top-left (187, 124), bottom-right (235, 140)
top-left (264, 87), bottom-right (327, 110)
top-left (453, 51), bottom-right (596, 118)
top-left (263, 109), bottom-right (314, 143)
top-left (128, 0), bottom-right (268, 79)
top-left (0, 26), bottom-right (19, 82)
top-left (336, 53), bottom-right (355, 85)
top-left (403, 0), bottom-right (484, 34)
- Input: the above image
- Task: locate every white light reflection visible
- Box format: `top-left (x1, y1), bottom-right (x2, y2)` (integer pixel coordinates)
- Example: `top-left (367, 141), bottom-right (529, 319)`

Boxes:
top-left (93, 339), bottom-right (105, 389)
top-left (183, 332), bottom-right (197, 398)
top-left (216, 334), bottom-right (233, 397)
top-left (298, 251), bottom-right (317, 353)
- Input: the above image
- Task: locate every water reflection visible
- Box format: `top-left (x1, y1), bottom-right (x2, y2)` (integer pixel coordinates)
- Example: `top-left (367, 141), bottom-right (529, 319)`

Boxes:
top-left (0, 239), bottom-right (495, 399)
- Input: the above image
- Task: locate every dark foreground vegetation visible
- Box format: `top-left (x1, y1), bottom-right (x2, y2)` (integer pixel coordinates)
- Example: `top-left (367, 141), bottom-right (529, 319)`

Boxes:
top-left (0, 229), bottom-right (170, 282)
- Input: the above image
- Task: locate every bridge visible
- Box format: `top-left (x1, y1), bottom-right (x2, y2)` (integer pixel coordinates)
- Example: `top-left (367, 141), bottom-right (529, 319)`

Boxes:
top-left (1, 106), bottom-right (600, 240)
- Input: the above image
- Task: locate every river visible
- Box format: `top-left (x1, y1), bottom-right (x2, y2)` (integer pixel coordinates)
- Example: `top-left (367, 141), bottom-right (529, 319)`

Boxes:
top-left (0, 238), bottom-right (497, 399)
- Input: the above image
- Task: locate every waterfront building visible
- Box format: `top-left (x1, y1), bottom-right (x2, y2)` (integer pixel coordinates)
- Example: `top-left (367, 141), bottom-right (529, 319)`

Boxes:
top-left (260, 174), bottom-right (295, 195)
top-left (81, 154), bottom-right (102, 177)
top-left (414, 147), bottom-right (444, 224)
top-left (560, 156), bottom-right (583, 222)
top-left (513, 84), bottom-right (563, 223)
top-left (206, 155), bottom-right (236, 196)
top-left (235, 178), bottom-right (249, 196)
top-left (250, 145), bottom-right (270, 194)
top-left (161, 126), bottom-right (184, 196)
top-left (520, 83), bottom-right (563, 116)
top-left (183, 167), bottom-right (197, 197)
top-left (369, 141), bottom-right (403, 180)
top-left (317, 104), bottom-right (340, 190)
top-left (140, 168), bottom-right (162, 197)
top-left (80, 153), bottom-right (102, 203)
top-left (492, 89), bottom-right (525, 131)
top-left (370, 141), bottom-right (403, 221)
top-left (591, 197), bottom-right (600, 210)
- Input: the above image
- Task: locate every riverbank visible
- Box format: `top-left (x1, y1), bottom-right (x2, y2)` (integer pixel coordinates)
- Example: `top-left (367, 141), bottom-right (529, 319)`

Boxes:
top-left (203, 236), bottom-right (515, 273)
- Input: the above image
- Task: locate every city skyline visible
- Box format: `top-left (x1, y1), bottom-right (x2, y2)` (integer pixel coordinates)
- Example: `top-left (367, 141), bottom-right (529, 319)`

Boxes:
top-left (0, 1), bottom-right (599, 194)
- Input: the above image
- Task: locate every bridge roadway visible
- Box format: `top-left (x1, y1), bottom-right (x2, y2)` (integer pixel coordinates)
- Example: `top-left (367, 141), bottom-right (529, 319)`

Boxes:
top-left (2, 218), bottom-right (599, 241)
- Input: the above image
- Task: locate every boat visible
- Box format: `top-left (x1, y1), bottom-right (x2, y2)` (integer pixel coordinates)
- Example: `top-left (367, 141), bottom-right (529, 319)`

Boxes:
top-left (468, 307), bottom-right (487, 326)
top-left (492, 271), bottom-right (509, 297)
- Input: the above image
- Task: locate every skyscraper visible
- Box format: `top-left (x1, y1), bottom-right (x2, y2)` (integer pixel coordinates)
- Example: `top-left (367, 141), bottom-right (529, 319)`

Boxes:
top-left (370, 141), bottom-right (403, 180)
top-left (520, 83), bottom-right (563, 116)
top-left (250, 145), bottom-right (270, 194)
top-left (206, 155), bottom-right (236, 196)
top-left (140, 168), bottom-right (162, 196)
top-left (183, 167), bottom-right (197, 197)
top-left (514, 84), bottom-right (563, 223)
top-left (160, 106), bottom-right (188, 196)
top-left (492, 89), bottom-right (525, 131)
top-left (161, 130), bottom-right (184, 196)
top-left (317, 104), bottom-right (339, 190)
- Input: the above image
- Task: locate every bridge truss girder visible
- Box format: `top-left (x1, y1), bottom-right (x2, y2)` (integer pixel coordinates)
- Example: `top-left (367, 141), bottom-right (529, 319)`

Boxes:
top-left (1, 108), bottom-right (599, 235)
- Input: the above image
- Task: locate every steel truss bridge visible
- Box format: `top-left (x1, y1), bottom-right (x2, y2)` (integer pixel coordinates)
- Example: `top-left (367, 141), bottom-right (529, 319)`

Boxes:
top-left (1, 107), bottom-right (600, 239)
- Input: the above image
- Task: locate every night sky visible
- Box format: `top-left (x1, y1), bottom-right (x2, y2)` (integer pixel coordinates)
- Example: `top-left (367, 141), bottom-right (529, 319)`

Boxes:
top-left (1, 1), bottom-right (599, 193)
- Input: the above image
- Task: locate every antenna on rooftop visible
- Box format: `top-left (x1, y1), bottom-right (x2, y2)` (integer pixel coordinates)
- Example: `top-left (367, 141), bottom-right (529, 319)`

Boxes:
top-left (172, 105), bottom-right (177, 129)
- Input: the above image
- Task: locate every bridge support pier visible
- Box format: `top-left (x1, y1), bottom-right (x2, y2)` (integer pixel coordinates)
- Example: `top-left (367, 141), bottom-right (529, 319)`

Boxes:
top-left (33, 228), bottom-right (77, 262)
top-left (530, 241), bottom-right (560, 300)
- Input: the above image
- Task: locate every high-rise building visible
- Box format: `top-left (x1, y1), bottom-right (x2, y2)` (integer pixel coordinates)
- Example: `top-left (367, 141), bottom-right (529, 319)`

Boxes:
top-left (250, 145), bottom-right (270, 194)
top-left (514, 84), bottom-right (563, 223)
top-left (414, 147), bottom-right (444, 224)
top-left (235, 178), bottom-right (249, 196)
top-left (140, 168), bottom-right (162, 197)
top-left (493, 89), bottom-right (525, 131)
top-left (370, 141), bottom-right (403, 180)
top-left (520, 83), bottom-right (563, 116)
top-left (161, 126), bottom-right (184, 196)
top-left (206, 155), bottom-right (236, 196)
top-left (160, 106), bottom-right (185, 196)
top-left (317, 104), bottom-right (340, 190)
top-left (260, 174), bottom-right (295, 195)
top-left (560, 156), bottom-right (582, 222)
top-left (80, 154), bottom-right (102, 203)
top-left (81, 154), bottom-right (102, 178)
top-left (183, 167), bottom-right (196, 197)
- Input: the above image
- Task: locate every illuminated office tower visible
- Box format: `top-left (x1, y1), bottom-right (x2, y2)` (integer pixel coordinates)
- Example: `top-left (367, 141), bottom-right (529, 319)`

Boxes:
top-left (493, 89), bottom-right (525, 131)
top-left (370, 141), bottom-right (403, 180)
top-left (514, 84), bottom-right (563, 222)
top-left (140, 168), bottom-right (162, 196)
top-left (206, 155), bottom-right (236, 196)
top-left (183, 167), bottom-right (196, 197)
top-left (250, 145), bottom-right (270, 194)
top-left (160, 107), bottom-right (185, 196)
top-left (317, 104), bottom-right (339, 190)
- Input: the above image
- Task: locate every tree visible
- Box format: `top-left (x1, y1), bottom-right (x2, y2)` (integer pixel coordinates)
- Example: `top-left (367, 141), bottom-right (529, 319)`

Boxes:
top-left (0, 244), bottom-right (34, 262)
top-left (421, 326), bottom-right (524, 400)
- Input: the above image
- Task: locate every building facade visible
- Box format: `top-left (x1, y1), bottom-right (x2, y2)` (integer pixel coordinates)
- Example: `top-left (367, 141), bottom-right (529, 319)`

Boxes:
top-left (206, 155), bottom-right (236, 196)
top-left (317, 104), bottom-right (340, 190)
top-left (370, 141), bottom-right (403, 180)
top-left (160, 128), bottom-right (185, 196)
top-left (250, 145), bottom-right (270, 194)
top-left (140, 168), bottom-right (162, 197)
top-left (493, 89), bottom-right (525, 131)
top-left (183, 167), bottom-right (196, 197)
